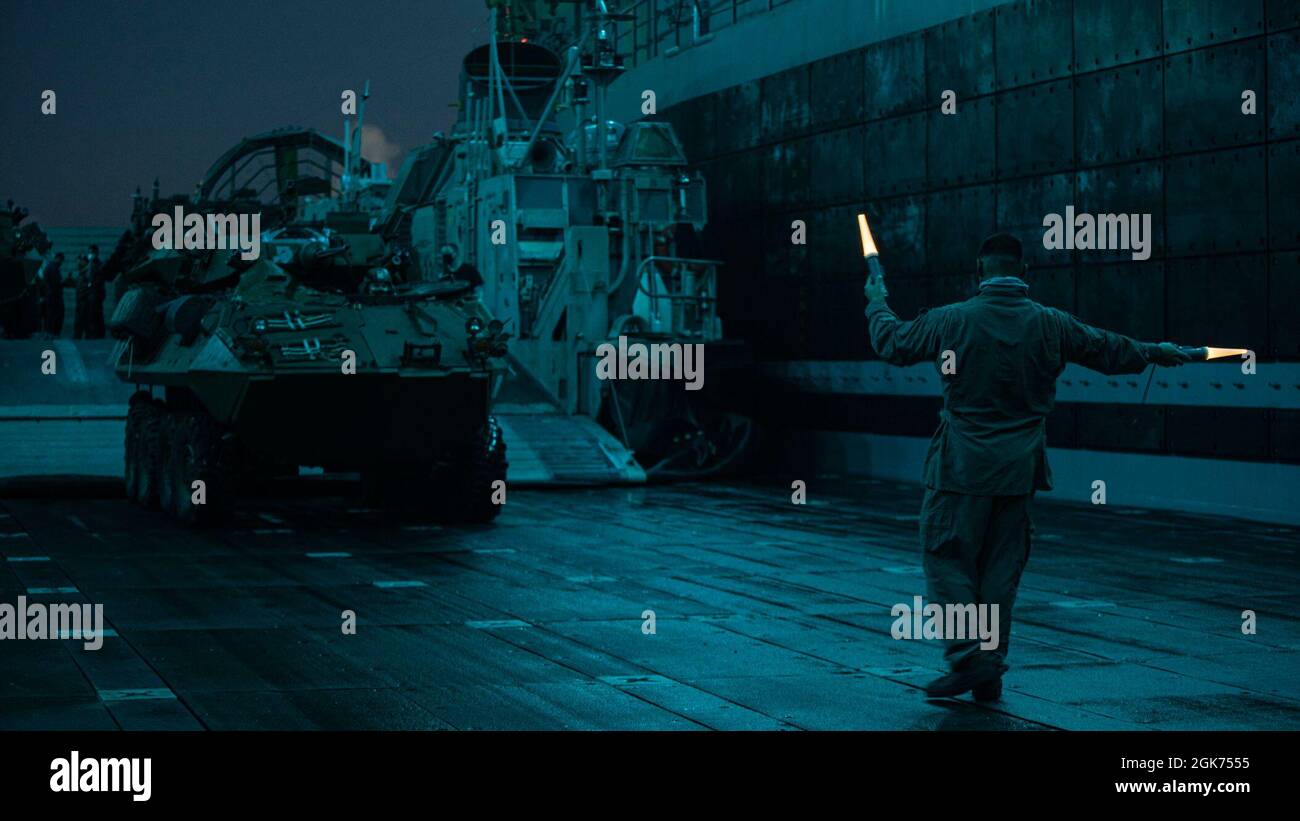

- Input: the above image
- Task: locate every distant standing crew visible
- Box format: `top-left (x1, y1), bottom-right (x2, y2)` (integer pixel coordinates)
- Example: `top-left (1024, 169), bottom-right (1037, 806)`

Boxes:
top-left (73, 245), bottom-right (105, 339)
top-left (40, 252), bottom-right (65, 337)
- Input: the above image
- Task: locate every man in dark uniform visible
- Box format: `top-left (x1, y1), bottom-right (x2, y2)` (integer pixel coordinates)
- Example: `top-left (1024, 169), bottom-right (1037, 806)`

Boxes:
top-left (73, 245), bottom-right (106, 338)
top-left (865, 233), bottom-right (1191, 701)
top-left (40, 252), bottom-right (65, 337)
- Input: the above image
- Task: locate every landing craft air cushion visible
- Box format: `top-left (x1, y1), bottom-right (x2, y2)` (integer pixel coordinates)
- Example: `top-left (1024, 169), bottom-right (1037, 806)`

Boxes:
top-left (379, 1), bottom-right (753, 480)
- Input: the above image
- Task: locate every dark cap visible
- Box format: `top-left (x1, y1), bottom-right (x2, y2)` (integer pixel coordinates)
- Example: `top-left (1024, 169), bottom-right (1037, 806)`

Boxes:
top-left (978, 232), bottom-right (1022, 261)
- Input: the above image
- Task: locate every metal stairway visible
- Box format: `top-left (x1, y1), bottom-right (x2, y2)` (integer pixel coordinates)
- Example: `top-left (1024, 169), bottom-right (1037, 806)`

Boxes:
top-left (496, 412), bottom-right (644, 486)
top-left (491, 355), bottom-right (645, 486)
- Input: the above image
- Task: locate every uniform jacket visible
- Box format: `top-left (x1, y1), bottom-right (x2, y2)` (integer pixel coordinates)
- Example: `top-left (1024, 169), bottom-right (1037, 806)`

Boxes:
top-left (82, 256), bottom-right (105, 298)
top-left (866, 276), bottom-right (1159, 495)
top-left (41, 261), bottom-right (64, 307)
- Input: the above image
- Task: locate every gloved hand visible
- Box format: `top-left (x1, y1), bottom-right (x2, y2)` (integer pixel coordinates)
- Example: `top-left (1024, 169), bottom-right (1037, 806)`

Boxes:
top-left (1149, 342), bottom-right (1193, 366)
top-left (864, 273), bottom-right (888, 303)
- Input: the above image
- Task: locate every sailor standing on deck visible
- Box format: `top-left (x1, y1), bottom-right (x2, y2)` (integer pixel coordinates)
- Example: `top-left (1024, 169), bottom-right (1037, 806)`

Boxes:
top-left (73, 245), bottom-right (105, 339)
top-left (864, 233), bottom-right (1191, 700)
top-left (39, 252), bottom-right (65, 337)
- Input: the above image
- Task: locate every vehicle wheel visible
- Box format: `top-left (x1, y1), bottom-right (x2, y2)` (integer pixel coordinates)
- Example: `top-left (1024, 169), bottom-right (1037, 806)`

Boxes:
top-left (126, 393), bottom-right (161, 507)
top-left (124, 395), bottom-right (143, 502)
top-left (169, 412), bottom-right (233, 527)
top-left (157, 412), bottom-right (178, 516)
top-left (140, 399), bottom-right (165, 508)
top-left (440, 416), bottom-right (508, 523)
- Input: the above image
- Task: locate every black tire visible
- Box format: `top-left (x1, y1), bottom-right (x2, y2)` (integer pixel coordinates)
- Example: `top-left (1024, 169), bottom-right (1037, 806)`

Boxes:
top-left (442, 416), bottom-right (508, 523)
top-left (169, 412), bottom-right (233, 527)
top-left (365, 419), bottom-right (506, 524)
top-left (125, 392), bottom-right (162, 507)
top-left (124, 395), bottom-right (143, 502)
top-left (157, 411), bottom-right (178, 516)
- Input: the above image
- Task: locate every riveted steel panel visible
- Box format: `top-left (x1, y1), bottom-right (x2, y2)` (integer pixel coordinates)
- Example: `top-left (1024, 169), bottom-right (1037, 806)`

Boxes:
top-left (1173, 408), bottom-right (1272, 459)
top-left (761, 208), bottom-right (806, 280)
top-left (713, 80), bottom-right (760, 154)
top-left (1268, 0), bottom-right (1300, 31)
top-left (711, 220), bottom-right (760, 328)
top-left (725, 0), bottom-right (767, 25)
top-left (1214, 409), bottom-right (1271, 458)
top-left (810, 48), bottom-right (865, 129)
top-left (1166, 407), bottom-right (1218, 457)
top-left (1165, 254), bottom-right (1268, 351)
top-left (928, 95), bottom-right (995, 187)
top-left (702, 157), bottom-right (724, 220)
top-left (1075, 261), bottom-right (1166, 340)
top-left (861, 194), bottom-right (927, 277)
top-left (924, 10), bottom-right (996, 103)
top-left (1077, 405), bottom-right (1166, 452)
top-left (762, 137), bottom-right (811, 211)
top-left (706, 148), bottom-right (764, 219)
top-left (876, 276), bottom-right (929, 324)
top-left (1269, 252), bottom-right (1300, 358)
top-left (1165, 147), bottom-right (1267, 256)
top-left (1269, 140), bottom-right (1300, 250)
top-left (997, 79), bottom-right (1075, 177)
top-left (809, 126), bottom-right (865, 205)
top-left (1272, 410), bottom-right (1300, 462)
top-left (1163, 0), bottom-right (1265, 53)
top-left (1046, 405), bottom-right (1078, 448)
top-left (1074, 0), bottom-right (1163, 73)
top-left (996, 173), bottom-right (1075, 266)
top-left (750, 275), bottom-right (808, 357)
top-left (705, 218), bottom-right (760, 284)
top-left (863, 32), bottom-right (926, 121)
top-left (663, 95), bottom-right (715, 162)
top-left (807, 204), bottom-right (861, 281)
top-left (995, 0), bottom-right (1075, 89)
top-left (1075, 63), bottom-right (1165, 166)
top-left (762, 212), bottom-right (794, 279)
top-left (1026, 264), bottom-right (1075, 312)
top-left (1164, 40), bottom-right (1266, 153)
top-left (809, 277), bottom-right (866, 360)
top-left (1269, 31), bottom-right (1300, 140)
top-left (863, 112), bottom-right (926, 198)
top-left (761, 65), bottom-right (811, 143)
top-left (1075, 161), bottom-right (1165, 263)
top-left (930, 273), bottom-right (978, 307)
top-left (926, 184), bottom-right (997, 273)
top-left (788, 213), bottom-right (811, 278)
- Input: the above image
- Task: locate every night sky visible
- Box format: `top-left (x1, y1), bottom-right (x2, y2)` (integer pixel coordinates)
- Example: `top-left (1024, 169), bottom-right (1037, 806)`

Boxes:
top-left (2, 0), bottom-right (486, 227)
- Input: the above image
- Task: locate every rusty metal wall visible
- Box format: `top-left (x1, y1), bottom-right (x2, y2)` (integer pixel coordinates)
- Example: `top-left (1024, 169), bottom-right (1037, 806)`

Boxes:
top-left (662, 0), bottom-right (1299, 461)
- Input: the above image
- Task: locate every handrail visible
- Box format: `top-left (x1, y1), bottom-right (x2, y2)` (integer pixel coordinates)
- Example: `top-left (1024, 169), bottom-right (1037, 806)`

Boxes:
top-left (630, 254), bottom-right (722, 340)
top-left (614, 1), bottom-right (785, 66)
top-left (632, 255), bottom-right (723, 303)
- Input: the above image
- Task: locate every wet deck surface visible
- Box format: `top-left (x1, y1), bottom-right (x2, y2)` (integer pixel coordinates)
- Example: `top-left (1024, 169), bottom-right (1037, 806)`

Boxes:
top-left (1, 477), bottom-right (1298, 730)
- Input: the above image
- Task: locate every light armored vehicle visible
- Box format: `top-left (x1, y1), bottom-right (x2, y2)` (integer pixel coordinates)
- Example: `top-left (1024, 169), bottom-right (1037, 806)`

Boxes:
top-left (111, 129), bottom-right (509, 525)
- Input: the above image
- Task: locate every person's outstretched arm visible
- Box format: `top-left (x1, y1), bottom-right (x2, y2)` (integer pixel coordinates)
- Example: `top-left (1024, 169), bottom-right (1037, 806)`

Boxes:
top-left (1050, 308), bottom-right (1189, 374)
top-left (865, 274), bottom-right (948, 366)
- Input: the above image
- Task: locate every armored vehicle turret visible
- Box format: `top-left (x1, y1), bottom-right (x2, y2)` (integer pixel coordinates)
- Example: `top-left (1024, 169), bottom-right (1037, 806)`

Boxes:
top-left (111, 129), bottom-right (510, 525)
